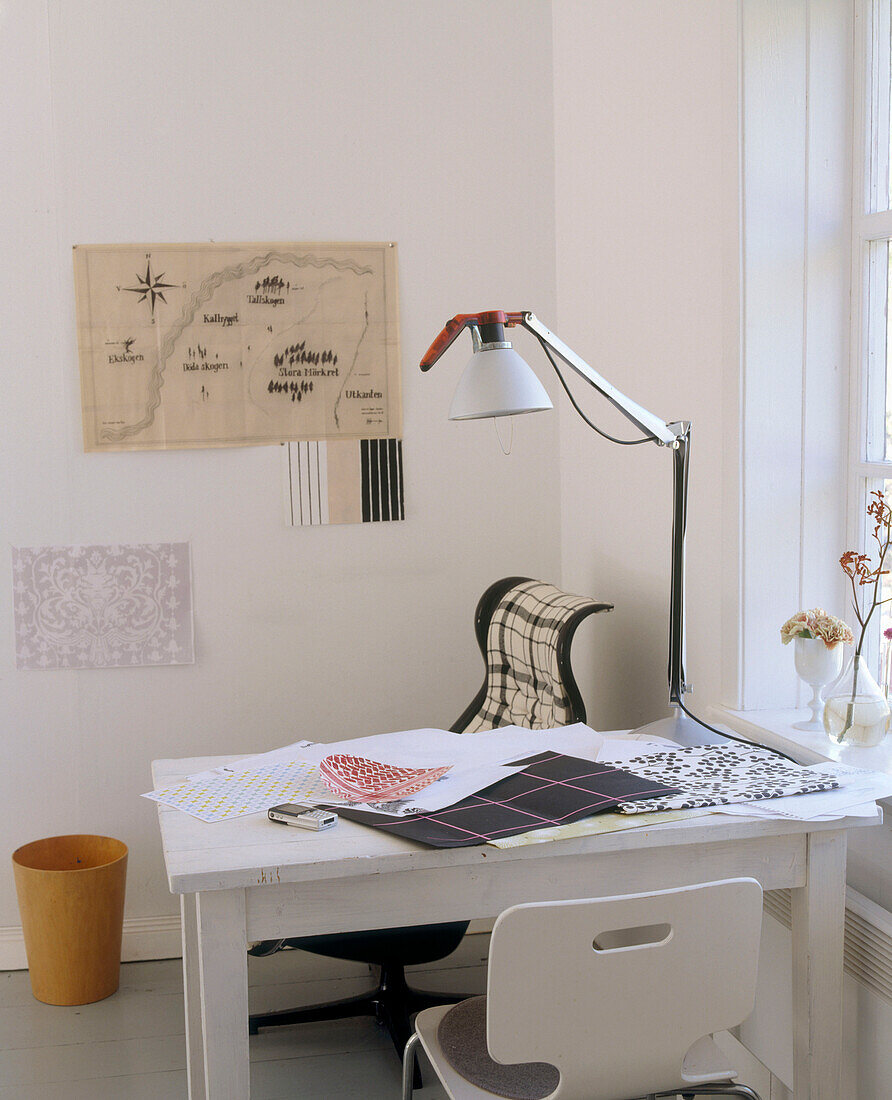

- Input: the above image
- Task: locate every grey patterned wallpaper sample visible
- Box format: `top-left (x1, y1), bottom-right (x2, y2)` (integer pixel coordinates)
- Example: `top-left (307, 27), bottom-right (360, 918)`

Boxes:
top-left (12, 543), bottom-right (194, 670)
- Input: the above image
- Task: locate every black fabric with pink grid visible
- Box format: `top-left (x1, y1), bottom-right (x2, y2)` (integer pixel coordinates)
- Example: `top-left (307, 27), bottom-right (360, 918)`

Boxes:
top-left (337, 751), bottom-right (680, 848)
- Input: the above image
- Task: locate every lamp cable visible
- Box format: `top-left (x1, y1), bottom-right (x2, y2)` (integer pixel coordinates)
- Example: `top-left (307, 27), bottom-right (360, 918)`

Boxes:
top-left (533, 333), bottom-right (653, 446)
top-left (675, 698), bottom-right (800, 764)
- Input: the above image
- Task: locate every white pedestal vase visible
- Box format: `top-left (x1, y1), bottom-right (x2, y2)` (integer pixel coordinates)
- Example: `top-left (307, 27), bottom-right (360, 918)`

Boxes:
top-left (792, 636), bottom-right (844, 731)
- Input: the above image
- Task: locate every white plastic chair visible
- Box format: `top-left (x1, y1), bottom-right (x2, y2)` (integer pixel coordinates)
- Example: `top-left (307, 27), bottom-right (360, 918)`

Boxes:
top-left (402, 879), bottom-right (765, 1100)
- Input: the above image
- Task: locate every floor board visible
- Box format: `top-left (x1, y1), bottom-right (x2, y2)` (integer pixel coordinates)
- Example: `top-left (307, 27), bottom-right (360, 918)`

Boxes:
top-left (0, 952), bottom-right (759, 1099)
top-left (0, 957), bottom-right (453, 1098)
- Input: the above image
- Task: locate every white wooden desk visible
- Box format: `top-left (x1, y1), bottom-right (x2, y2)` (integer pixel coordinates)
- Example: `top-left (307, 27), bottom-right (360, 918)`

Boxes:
top-left (152, 753), bottom-right (880, 1100)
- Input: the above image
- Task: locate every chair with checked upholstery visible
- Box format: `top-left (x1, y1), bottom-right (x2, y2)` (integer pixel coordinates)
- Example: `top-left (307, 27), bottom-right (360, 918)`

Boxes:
top-left (248, 576), bottom-right (612, 1072)
top-left (453, 576), bottom-right (612, 734)
top-left (403, 879), bottom-right (765, 1100)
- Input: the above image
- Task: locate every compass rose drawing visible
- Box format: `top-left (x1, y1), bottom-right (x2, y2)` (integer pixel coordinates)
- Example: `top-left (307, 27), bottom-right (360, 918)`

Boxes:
top-left (123, 259), bottom-right (177, 319)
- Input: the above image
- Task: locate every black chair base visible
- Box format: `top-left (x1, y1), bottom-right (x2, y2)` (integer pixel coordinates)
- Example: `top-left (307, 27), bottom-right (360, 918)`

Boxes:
top-left (249, 961), bottom-right (467, 1088)
top-left (672, 1087), bottom-right (762, 1099)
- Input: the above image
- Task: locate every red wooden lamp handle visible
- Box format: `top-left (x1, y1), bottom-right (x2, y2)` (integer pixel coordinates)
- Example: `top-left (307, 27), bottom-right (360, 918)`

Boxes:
top-left (419, 310), bottom-right (524, 370)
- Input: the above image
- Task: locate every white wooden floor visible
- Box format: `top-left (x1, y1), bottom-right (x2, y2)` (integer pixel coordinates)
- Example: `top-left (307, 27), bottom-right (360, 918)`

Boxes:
top-left (0, 944), bottom-right (485, 1099)
top-left (0, 936), bottom-right (783, 1099)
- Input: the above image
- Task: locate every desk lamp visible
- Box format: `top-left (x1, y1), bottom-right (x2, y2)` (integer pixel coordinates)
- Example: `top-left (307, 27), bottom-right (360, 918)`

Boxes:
top-left (420, 309), bottom-right (729, 748)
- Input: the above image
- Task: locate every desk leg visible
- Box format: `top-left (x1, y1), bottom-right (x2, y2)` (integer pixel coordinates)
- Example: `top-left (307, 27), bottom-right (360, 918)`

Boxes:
top-left (181, 895), bottom-right (206, 1099)
top-left (195, 889), bottom-right (250, 1099)
top-left (790, 829), bottom-right (846, 1100)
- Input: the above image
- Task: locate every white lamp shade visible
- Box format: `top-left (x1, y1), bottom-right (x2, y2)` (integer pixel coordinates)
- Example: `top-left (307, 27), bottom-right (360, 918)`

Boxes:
top-left (448, 346), bottom-right (554, 420)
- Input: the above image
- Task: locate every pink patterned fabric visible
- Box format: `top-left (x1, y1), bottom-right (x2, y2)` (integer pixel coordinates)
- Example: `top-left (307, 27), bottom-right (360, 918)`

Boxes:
top-left (319, 754), bottom-right (451, 802)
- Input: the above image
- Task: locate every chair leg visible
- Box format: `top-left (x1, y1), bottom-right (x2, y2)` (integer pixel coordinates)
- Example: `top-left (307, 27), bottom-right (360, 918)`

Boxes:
top-left (376, 983), bottom-right (413, 1059)
top-left (374, 965), bottom-right (425, 1089)
top-left (407, 987), bottom-right (467, 1013)
top-left (249, 958), bottom-right (465, 1090)
top-left (658, 1087), bottom-right (763, 1100)
top-left (248, 988), bottom-right (379, 1034)
top-left (402, 1034), bottom-right (420, 1100)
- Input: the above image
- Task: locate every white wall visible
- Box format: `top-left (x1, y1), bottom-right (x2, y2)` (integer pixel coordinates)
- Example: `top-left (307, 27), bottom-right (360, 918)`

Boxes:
top-left (552, 0), bottom-right (742, 729)
top-left (0, 0), bottom-right (560, 934)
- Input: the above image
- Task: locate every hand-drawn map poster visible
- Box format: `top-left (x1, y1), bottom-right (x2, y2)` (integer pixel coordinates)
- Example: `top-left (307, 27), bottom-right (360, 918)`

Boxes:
top-left (73, 241), bottom-right (401, 452)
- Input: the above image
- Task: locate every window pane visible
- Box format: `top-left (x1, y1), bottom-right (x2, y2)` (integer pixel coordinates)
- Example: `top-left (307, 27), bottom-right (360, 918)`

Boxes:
top-left (886, 0), bottom-right (892, 209)
top-left (863, 241), bottom-right (891, 459)
top-left (869, 0), bottom-right (892, 211)
top-left (886, 0), bottom-right (892, 208)
top-left (859, 479), bottom-right (892, 684)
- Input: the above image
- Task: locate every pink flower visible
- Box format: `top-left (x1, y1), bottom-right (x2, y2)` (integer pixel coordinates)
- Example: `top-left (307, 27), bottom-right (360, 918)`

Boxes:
top-left (780, 608), bottom-right (853, 648)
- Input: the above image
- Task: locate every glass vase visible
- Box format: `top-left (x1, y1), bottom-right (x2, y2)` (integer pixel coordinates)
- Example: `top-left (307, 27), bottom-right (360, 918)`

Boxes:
top-left (822, 653), bottom-right (891, 746)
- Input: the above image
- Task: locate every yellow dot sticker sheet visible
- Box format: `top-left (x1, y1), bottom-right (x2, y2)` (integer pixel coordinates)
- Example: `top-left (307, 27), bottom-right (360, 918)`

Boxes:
top-left (143, 761), bottom-right (342, 822)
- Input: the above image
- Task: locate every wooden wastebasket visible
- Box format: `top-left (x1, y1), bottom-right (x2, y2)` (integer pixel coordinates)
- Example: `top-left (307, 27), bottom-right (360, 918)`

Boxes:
top-left (12, 835), bottom-right (128, 1005)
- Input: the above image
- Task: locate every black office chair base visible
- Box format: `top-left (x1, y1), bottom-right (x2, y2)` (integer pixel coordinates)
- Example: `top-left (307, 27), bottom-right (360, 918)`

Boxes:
top-left (249, 962), bottom-right (468, 1088)
top-left (672, 1087), bottom-right (762, 1099)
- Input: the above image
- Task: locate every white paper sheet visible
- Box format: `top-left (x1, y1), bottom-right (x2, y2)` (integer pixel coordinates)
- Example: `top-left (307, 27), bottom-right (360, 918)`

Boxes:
top-left (809, 802), bottom-right (882, 820)
top-left (716, 796), bottom-right (882, 822)
top-left (596, 736), bottom-right (677, 762)
top-left (713, 761), bottom-right (892, 820)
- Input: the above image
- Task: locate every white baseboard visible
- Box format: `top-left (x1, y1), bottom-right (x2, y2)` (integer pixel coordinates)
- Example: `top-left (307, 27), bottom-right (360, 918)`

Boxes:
top-left (0, 914), bottom-right (183, 971)
top-left (0, 914), bottom-right (493, 972)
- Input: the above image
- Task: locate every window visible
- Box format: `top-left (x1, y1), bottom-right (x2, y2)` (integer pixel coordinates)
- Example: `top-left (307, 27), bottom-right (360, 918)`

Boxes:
top-left (852, 0), bottom-right (892, 669)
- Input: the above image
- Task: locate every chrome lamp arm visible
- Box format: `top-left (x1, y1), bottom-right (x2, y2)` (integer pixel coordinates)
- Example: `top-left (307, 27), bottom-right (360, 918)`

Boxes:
top-left (518, 313), bottom-right (679, 447)
top-left (519, 313), bottom-right (692, 708)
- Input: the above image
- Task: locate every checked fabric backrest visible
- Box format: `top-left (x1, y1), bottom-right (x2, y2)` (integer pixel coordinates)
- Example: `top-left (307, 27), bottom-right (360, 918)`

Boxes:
top-left (452, 577), bottom-right (613, 735)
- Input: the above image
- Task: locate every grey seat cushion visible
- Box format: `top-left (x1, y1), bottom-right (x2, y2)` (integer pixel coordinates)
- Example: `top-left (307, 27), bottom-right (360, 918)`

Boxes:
top-left (436, 995), bottom-right (560, 1099)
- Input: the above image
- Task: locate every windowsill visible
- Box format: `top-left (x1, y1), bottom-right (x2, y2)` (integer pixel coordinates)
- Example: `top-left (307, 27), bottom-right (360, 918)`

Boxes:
top-left (713, 705), bottom-right (892, 777)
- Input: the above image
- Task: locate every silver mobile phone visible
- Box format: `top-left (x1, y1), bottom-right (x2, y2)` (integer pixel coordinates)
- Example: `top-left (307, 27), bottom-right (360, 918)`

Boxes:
top-left (268, 804), bottom-right (338, 830)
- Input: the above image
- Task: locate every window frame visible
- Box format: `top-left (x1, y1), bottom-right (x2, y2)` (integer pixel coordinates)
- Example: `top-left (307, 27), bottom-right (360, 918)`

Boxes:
top-left (734, 0), bottom-right (852, 712)
top-left (849, 0), bottom-right (892, 671)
